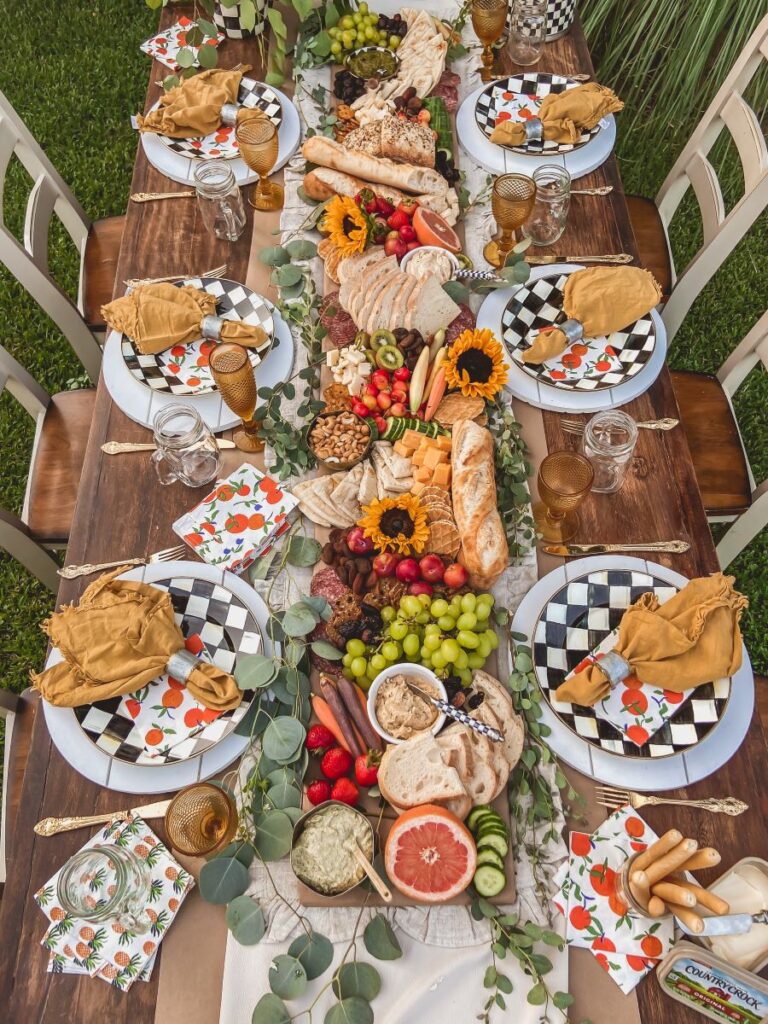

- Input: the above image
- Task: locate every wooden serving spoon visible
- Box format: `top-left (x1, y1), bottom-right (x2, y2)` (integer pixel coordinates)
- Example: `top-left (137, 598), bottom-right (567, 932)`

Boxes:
top-left (349, 841), bottom-right (392, 903)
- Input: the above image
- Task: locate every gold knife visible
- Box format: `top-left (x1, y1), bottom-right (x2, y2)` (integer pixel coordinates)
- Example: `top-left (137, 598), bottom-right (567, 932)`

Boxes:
top-left (527, 253), bottom-right (633, 265)
top-left (543, 541), bottom-right (690, 556)
top-left (34, 799), bottom-right (171, 836)
top-left (102, 439), bottom-right (236, 455)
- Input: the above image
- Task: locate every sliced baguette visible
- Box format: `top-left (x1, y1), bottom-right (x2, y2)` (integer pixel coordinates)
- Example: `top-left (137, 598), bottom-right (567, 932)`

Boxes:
top-left (378, 734), bottom-right (467, 810)
top-left (390, 275), bottom-right (418, 328)
top-left (303, 136), bottom-right (449, 196)
top-left (337, 247), bottom-right (385, 287)
top-left (356, 266), bottom-right (401, 330)
top-left (304, 169), bottom-right (459, 226)
top-left (436, 727), bottom-right (472, 780)
top-left (410, 276), bottom-right (461, 338)
top-left (471, 670), bottom-right (525, 775)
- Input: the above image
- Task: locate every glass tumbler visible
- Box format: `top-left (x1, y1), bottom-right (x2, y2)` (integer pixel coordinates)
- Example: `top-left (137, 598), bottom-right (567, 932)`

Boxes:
top-left (152, 404), bottom-right (222, 487)
top-left (508, 0), bottom-right (547, 66)
top-left (523, 165), bottom-right (571, 246)
top-left (57, 844), bottom-right (152, 934)
top-left (194, 160), bottom-right (246, 242)
top-left (582, 410), bottom-right (639, 493)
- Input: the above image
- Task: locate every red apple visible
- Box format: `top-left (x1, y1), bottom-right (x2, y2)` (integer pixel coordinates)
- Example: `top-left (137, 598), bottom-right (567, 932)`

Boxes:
top-left (373, 414), bottom-right (387, 433)
top-left (352, 400), bottom-right (369, 418)
top-left (443, 563), bottom-right (469, 589)
top-left (395, 558), bottom-right (420, 584)
top-left (409, 581), bottom-right (433, 596)
top-left (347, 527), bottom-right (374, 555)
top-left (393, 367), bottom-right (411, 381)
top-left (399, 224), bottom-right (417, 242)
top-left (376, 392), bottom-right (392, 411)
top-left (390, 401), bottom-right (406, 417)
top-left (384, 235), bottom-right (408, 259)
top-left (371, 369), bottom-right (391, 390)
top-left (373, 551), bottom-right (400, 577)
top-left (418, 554), bottom-right (445, 584)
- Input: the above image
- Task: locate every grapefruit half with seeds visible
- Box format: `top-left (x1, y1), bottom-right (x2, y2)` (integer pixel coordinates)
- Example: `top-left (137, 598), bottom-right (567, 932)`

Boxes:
top-left (384, 804), bottom-right (476, 903)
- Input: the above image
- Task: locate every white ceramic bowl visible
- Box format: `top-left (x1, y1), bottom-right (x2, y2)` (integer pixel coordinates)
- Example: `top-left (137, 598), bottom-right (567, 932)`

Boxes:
top-left (367, 663), bottom-right (447, 745)
top-left (399, 245), bottom-right (460, 279)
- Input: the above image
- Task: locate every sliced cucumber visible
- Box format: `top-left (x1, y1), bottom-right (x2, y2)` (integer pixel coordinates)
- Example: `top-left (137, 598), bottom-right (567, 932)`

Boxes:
top-left (473, 865), bottom-right (506, 898)
top-left (476, 848), bottom-right (505, 871)
top-left (477, 833), bottom-right (509, 858)
top-left (476, 821), bottom-right (509, 840)
top-left (467, 806), bottom-right (497, 831)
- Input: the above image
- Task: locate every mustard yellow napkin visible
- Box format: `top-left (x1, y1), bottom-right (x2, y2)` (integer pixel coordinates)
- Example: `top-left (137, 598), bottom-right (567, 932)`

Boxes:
top-left (555, 574), bottom-right (747, 706)
top-left (137, 65), bottom-right (251, 138)
top-left (31, 568), bottom-right (242, 712)
top-left (522, 266), bottom-right (662, 364)
top-left (490, 82), bottom-right (623, 147)
top-left (102, 282), bottom-right (267, 355)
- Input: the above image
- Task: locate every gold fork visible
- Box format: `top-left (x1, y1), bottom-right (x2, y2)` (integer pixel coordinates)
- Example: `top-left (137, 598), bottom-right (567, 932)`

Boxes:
top-left (595, 785), bottom-right (749, 816)
top-left (571, 185), bottom-right (614, 196)
top-left (527, 253), bottom-right (633, 265)
top-left (561, 417), bottom-right (679, 435)
top-left (130, 190), bottom-right (195, 203)
top-left (102, 439), bottom-right (236, 455)
top-left (124, 263), bottom-right (227, 287)
top-left (58, 544), bottom-right (188, 579)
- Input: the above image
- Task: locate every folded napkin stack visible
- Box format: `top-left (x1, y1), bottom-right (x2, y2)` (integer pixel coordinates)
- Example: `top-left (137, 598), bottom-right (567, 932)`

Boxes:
top-left (31, 567), bottom-right (242, 711)
top-left (522, 266), bottom-right (662, 364)
top-left (555, 573), bottom-right (747, 706)
top-left (553, 806), bottom-right (674, 994)
top-left (35, 815), bottom-right (193, 990)
top-left (490, 82), bottom-right (623, 147)
top-left (137, 64), bottom-right (251, 138)
top-left (101, 282), bottom-right (268, 356)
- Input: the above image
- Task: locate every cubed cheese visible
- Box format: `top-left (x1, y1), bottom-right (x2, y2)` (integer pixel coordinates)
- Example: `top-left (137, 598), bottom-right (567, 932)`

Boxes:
top-left (402, 430), bottom-right (423, 450)
top-left (393, 441), bottom-right (411, 458)
top-left (432, 464), bottom-right (451, 486)
top-left (423, 447), bottom-right (443, 469)
top-left (436, 436), bottom-right (452, 452)
top-left (413, 466), bottom-right (432, 483)
top-left (412, 449), bottom-right (427, 467)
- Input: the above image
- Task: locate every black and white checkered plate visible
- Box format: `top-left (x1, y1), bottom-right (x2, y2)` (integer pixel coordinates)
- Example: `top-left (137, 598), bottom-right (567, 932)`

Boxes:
top-left (474, 72), bottom-right (599, 154)
top-left (73, 576), bottom-right (262, 765)
top-left (501, 270), bottom-right (656, 391)
top-left (121, 277), bottom-right (274, 396)
top-left (532, 568), bottom-right (731, 759)
top-left (156, 78), bottom-right (283, 160)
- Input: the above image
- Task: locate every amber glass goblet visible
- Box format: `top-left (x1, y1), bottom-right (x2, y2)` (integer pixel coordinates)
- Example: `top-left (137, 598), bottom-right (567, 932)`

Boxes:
top-left (209, 342), bottom-right (264, 453)
top-left (533, 451), bottom-right (594, 543)
top-left (235, 116), bottom-right (283, 211)
top-left (483, 173), bottom-right (537, 268)
top-left (471, 0), bottom-right (509, 82)
top-left (164, 783), bottom-right (238, 857)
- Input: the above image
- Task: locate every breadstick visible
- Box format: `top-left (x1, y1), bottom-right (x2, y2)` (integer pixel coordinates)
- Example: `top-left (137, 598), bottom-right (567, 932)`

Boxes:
top-left (672, 906), bottom-right (705, 934)
top-left (677, 883), bottom-right (730, 915)
top-left (630, 829), bottom-right (683, 873)
top-left (628, 869), bottom-right (650, 909)
top-left (651, 881), bottom-right (697, 908)
top-left (647, 895), bottom-right (667, 918)
top-left (643, 839), bottom-right (698, 886)
top-left (678, 848), bottom-right (721, 873)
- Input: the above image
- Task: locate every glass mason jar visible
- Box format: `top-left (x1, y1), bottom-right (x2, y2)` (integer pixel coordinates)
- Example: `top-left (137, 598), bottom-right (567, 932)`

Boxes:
top-left (152, 404), bottom-right (221, 488)
top-left (194, 159), bottom-right (246, 242)
top-left (57, 845), bottom-right (152, 934)
top-left (581, 410), bottom-right (639, 494)
top-left (523, 164), bottom-right (571, 246)
top-left (507, 0), bottom-right (547, 66)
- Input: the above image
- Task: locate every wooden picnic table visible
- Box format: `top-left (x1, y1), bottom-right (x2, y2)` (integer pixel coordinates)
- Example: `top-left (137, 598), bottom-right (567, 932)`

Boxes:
top-left (0, 8), bottom-right (765, 1024)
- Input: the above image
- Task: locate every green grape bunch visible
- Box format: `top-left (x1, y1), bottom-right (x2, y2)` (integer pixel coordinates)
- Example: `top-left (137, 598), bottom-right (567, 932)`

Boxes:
top-left (328, 3), bottom-right (406, 58)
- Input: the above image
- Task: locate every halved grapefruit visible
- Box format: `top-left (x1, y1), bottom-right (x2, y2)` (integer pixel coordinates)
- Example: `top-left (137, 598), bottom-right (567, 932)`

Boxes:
top-left (412, 208), bottom-right (461, 253)
top-left (384, 804), bottom-right (476, 903)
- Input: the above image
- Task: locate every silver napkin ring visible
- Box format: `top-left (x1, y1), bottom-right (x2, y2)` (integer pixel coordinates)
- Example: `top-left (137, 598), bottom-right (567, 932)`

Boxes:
top-left (167, 649), bottom-right (200, 683)
top-left (525, 118), bottom-right (544, 142)
top-left (201, 314), bottom-right (224, 340)
top-left (559, 318), bottom-right (584, 344)
top-left (597, 651), bottom-right (632, 689)
top-left (220, 102), bottom-right (240, 127)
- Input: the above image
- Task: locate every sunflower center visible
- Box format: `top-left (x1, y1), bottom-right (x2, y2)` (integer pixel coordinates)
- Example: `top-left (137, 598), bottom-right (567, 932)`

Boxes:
top-left (342, 215), bottom-right (358, 235)
top-left (380, 509), bottom-right (414, 538)
top-left (457, 349), bottom-right (493, 382)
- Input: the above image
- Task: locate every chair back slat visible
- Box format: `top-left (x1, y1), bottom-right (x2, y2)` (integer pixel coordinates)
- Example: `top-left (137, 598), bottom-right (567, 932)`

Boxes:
top-left (0, 344), bottom-right (49, 421)
top-left (720, 92), bottom-right (768, 193)
top-left (684, 151), bottom-right (725, 246)
top-left (718, 310), bottom-right (768, 397)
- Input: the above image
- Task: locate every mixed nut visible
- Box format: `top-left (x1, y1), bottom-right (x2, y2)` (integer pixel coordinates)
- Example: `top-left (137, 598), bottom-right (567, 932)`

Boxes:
top-left (309, 411), bottom-right (371, 467)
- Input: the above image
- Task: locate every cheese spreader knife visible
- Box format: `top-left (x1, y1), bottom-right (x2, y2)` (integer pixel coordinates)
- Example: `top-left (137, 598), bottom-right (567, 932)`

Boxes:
top-left (403, 680), bottom-right (504, 743)
top-left (34, 799), bottom-right (171, 836)
top-left (676, 910), bottom-right (768, 937)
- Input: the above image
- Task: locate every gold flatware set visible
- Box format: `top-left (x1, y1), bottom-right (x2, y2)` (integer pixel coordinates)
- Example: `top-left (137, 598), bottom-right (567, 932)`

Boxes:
top-left (101, 438), bottom-right (236, 455)
top-left (543, 540), bottom-right (691, 556)
top-left (130, 190), bottom-right (195, 203)
top-left (58, 544), bottom-right (188, 579)
top-left (560, 417), bottom-right (679, 435)
top-left (124, 263), bottom-right (227, 287)
top-left (527, 252), bottom-right (633, 265)
top-left (596, 785), bottom-right (749, 817)
top-left (571, 185), bottom-right (614, 196)
top-left (35, 800), bottom-right (172, 836)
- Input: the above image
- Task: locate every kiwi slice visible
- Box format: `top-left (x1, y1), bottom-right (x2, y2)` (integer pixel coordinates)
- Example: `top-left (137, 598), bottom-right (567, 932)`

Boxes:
top-left (370, 328), bottom-right (397, 351)
top-left (375, 344), bottom-right (404, 370)
top-left (354, 330), bottom-right (370, 348)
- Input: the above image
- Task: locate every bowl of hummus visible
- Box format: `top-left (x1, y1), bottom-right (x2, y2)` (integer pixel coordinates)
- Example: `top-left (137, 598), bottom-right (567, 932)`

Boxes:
top-left (367, 663), bottom-right (447, 744)
top-left (400, 245), bottom-right (460, 284)
top-left (291, 801), bottom-right (375, 898)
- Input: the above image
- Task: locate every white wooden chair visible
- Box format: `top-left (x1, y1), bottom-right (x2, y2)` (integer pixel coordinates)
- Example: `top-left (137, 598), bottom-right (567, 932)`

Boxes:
top-left (0, 688), bottom-right (36, 892)
top-left (627, 12), bottom-right (768, 341)
top-left (669, 309), bottom-right (768, 569)
top-left (0, 344), bottom-right (95, 591)
top-left (0, 89), bottom-right (125, 380)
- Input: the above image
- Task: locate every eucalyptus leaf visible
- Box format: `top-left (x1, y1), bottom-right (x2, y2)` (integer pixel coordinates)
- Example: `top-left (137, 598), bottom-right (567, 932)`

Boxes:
top-left (235, 692), bottom-right (279, 738)
top-left (363, 914), bottom-right (402, 960)
top-left (282, 604), bottom-right (318, 638)
top-left (269, 668), bottom-right (298, 705)
top-left (176, 46), bottom-right (195, 68)
top-left (554, 991), bottom-right (575, 1010)
top-left (283, 806), bottom-right (303, 824)
top-left (333, 962), bottom-right (381, 1002)
top-left (163, 74), bottom-right (180, 90)
top-left (198, 42), bottom-right (219, 69)
top-left (253, 810), bottom-right (293, 861)
top-left (311, 640), bottom-right (343, 660)
top-left (324, 998), bottom-right (374, 1024)
top-left (269, 954), bottom-right (307, 1000)
top-left (527, 982), bottom-right (547, 1005)
top-left (266, 780), bottom-right (302, 810)
top-left (226, 896), bottom-right (266, 945)
top-left (286, 535), bottom-right (322, 567)
top-left (217, 840), bottom-right (255, 867)
top-left (287, 931), bottom-right (334, 980)
top-left (197, 17), bottom-right (218, 35)
top-left (252, 993), bottom-right (290, 1024)
top-left (263, 717), bottom-right (305, 762)
top-left (285, 239), bottom-right (318, 260)
top-left (302, 595), bottom-right (331, 619)
top-left (273, 264), bottom-right (303, 288)
top-left (260, 246), bottom-right (290, 267)
top-left (513, 236), bottom-right (533, 254)
top-left (199, 856), bottom-right (250, 904)
top-left (513, 261), bottom-right (531, 284)
top-left (236, 653), bottom-right (278, 690)
top-left (442, 280), bottom-right (470, 305)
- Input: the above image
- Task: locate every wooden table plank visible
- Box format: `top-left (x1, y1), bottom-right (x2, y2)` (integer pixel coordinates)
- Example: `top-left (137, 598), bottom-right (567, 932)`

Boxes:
top-left (1, 12), bottom-right (765, 1024)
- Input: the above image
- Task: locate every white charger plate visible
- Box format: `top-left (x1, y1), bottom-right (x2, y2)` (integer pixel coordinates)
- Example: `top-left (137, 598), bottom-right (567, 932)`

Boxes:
top-left (42, 561), bottom-right (274, 795)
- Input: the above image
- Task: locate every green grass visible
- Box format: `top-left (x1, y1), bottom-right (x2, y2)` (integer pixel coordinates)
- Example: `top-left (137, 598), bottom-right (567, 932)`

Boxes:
top-left (0, 0), bottom-right (764, 714)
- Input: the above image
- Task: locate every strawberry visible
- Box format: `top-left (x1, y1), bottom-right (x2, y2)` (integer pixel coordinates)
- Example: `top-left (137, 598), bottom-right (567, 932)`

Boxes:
top-left (354, 751), bottom-right (381, 787)
top-left (386, 209), bottom-right (410, 231)
top-left (331, 777), bottom-right (359, 806)
top-left (320, 746), bottom-right (353, 780)
top-left (375, 196), bottom-right (394, 217)
top-left (306, 779), bottom-right (332, 806)
top-left (397, 197), bottom-right (419, 218)
top-left (305, 724), bottom-right (336, 755)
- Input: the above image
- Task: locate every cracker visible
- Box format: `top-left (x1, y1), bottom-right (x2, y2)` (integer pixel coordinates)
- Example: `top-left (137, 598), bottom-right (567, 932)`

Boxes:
top-left (434, 393), bottom-right (485, 426)
top-left (427, 520), bottom-right (461, 557)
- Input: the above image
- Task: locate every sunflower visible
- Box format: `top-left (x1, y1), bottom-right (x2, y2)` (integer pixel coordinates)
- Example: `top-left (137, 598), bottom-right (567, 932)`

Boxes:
top-left (358, 495), bottom-right (429, 555)
top-left (321, 195), bottom-right (369, 258)
top-left (443, 328), bottom-right (509, 401)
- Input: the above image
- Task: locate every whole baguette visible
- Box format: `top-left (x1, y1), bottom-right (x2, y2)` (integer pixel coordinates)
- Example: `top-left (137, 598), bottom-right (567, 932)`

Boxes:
top-left (303, 135), bottom-right (448, 196)
top-left (451, 420), bottom-right (509, 590)
top-left (303, 168), bottom-right (459, 226)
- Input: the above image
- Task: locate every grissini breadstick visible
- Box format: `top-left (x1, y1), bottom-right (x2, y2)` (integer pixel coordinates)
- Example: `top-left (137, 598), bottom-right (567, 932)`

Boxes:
top-left (628, 869), bottom-right (651, 909)
top-left (630, 829), bottom-right (683, 873)
top-left (678, 848), bottom-right (721, 873)
top-left (647, 895), bottom-right (667, 918)
top-left (671, 906), bottom-right (705, 934)
top-left (650, 881), bottom-right (697, 908)
top-left (643, 839), bottom-right (698, 886)
top-left (674, 882), bottom-right (730, 915)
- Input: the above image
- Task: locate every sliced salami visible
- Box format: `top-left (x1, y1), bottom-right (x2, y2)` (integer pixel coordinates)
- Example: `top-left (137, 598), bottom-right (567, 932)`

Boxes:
top-left (320, 291), bottom-right (358, 348)
top-left (310, 566), bottom-right (350, 606)
top-left (446, 303), bottom-right (476, 343)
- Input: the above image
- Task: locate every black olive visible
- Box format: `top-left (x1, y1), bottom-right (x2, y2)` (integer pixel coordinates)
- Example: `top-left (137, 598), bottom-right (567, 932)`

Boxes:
top-left (467, 692), bottom-right (485, 710)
